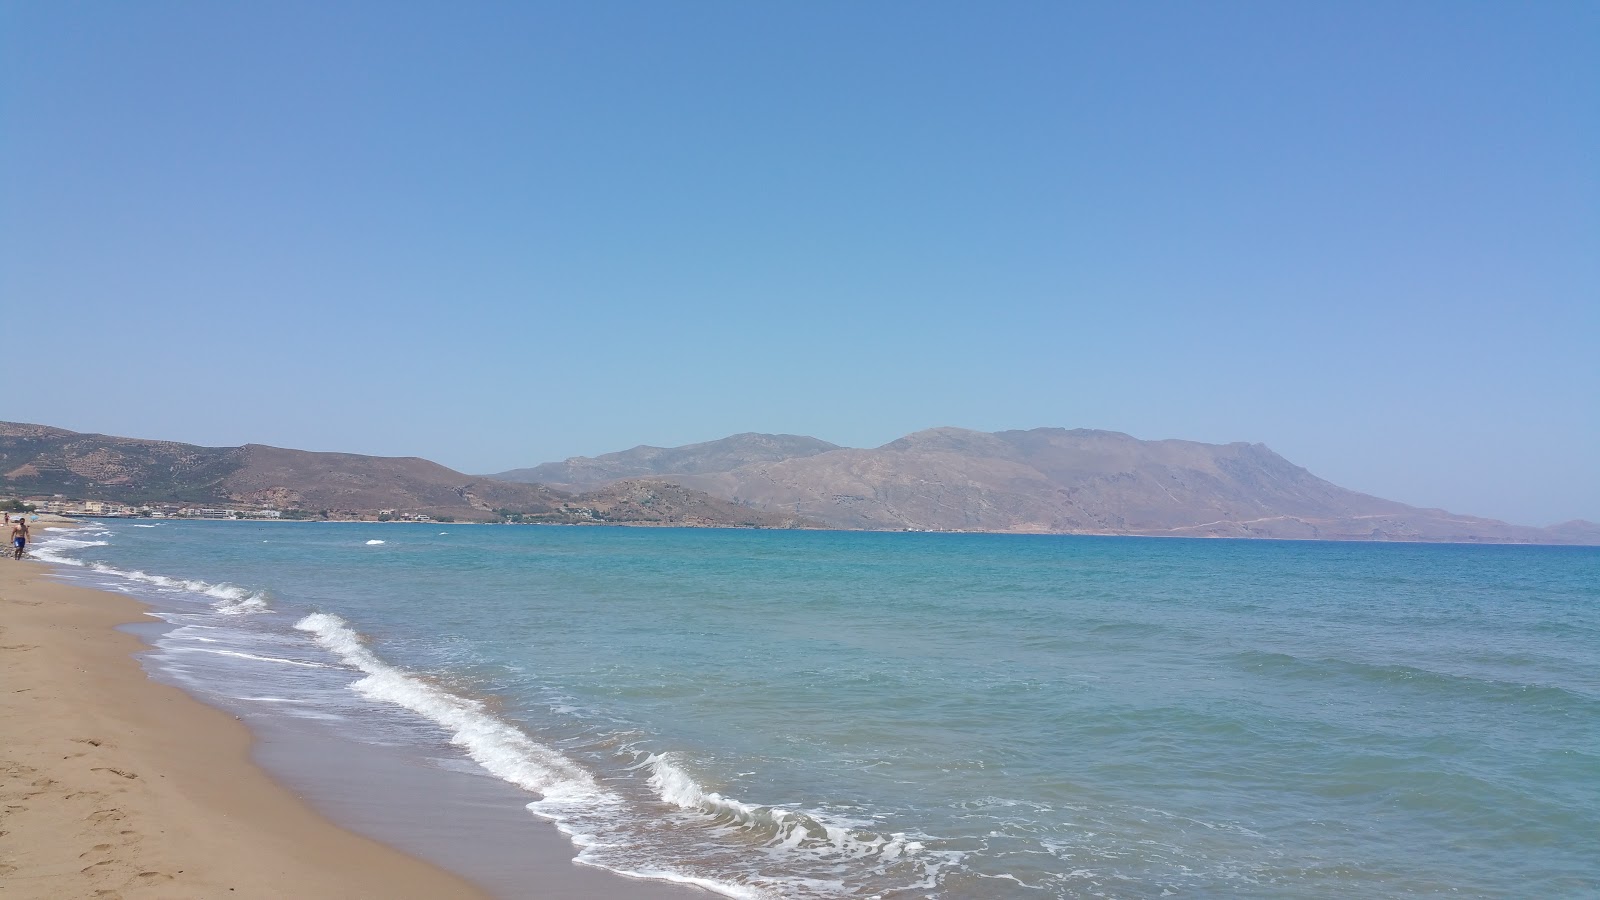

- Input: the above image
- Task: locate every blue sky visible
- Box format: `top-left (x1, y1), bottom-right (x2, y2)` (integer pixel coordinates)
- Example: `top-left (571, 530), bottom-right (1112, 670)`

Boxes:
top-left (3, 2), bottom-right (1595, 525)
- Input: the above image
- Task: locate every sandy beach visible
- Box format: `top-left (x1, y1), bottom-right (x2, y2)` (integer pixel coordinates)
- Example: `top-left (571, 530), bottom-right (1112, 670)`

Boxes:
top-left (0, 537), bottom-right (724, 900)
top-left (0, 550), bottom-right (497, 898)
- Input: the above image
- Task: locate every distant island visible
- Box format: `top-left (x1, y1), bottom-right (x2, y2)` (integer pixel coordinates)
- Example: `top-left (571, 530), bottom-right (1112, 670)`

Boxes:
top-left (3, 421), bottom-right (1596, 544)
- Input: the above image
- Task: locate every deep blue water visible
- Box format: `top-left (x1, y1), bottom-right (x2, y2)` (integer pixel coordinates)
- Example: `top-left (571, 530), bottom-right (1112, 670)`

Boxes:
top-left (32, 522), bottom-right (1600, 898)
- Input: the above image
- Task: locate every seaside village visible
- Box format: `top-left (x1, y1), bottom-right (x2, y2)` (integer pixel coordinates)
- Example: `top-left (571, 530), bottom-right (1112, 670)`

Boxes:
top-left (13, 497), bottom-right (437, 522)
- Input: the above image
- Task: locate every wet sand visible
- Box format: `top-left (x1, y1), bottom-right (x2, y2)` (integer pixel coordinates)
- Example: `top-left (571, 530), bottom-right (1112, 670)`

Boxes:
top-left (0, 553), bottom-right (711, 899)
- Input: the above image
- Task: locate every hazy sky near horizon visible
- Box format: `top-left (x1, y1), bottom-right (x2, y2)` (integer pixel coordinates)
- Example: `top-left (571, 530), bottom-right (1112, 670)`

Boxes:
top-left (2, 2), bottom-right (1596, 526)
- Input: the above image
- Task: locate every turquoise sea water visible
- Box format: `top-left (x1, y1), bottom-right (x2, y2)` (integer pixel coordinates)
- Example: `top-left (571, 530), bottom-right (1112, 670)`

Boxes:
top-left (31, 523), bottom-right (1600, 898)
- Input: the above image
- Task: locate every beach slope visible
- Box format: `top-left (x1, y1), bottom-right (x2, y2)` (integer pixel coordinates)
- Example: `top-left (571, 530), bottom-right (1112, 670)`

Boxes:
top-left (0, 559), bottom-right (491, 900)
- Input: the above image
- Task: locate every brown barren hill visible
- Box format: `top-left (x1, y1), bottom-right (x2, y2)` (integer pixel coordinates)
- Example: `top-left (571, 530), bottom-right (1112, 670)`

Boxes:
top-left (491, 433), bottom-right (842, 491)
top-left (496, 426), bottom-right (1598, 544)
top-left (220, 444), bottom-right (566, 520)
top-left (7, 420), bottom-right (1590, 541)
top-left (549, 480), bottom-right (812, 528)
top-left (0, 422), bottom-right (802, 527)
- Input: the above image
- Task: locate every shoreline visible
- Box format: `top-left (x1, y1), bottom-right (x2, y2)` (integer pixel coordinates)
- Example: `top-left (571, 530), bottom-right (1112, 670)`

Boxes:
top-left (0, 556), bottom-right (491, 898)
top-left (0, 554), bottom-right (712, 899)
top-left (30, 513), bottom-right (1595, 547)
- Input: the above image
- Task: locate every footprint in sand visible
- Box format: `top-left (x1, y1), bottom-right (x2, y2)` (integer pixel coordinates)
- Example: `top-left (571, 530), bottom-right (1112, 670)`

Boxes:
top-left (91, 767), bottom-right (138, 780)
top-left (21, 776), bottom-right (60, 800)
top-left (87, 808), bottom-right (125, 824)
top-left (73, 738), bottom-right (105, 747)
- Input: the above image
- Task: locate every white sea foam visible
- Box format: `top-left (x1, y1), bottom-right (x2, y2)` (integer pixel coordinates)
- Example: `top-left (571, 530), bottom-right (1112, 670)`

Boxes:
top-left (28, 535), bottom-right (93, 566)
top-left (132, 524), bottom-right (158, 528)
top-left (29, 538), bottom-right (274, 615)
top-left (40, 538), bottom-right (110, 549)
top-left (584, 865), bottom-right (769, 899)
top-left (365, 539), bottom-right (386, 545)
top-left (294, 612), bottom-right (613, 808)
top-left (645, 753), bottom-right (922, 861)
top-left (74, 564), bottom-right (273, 615)
top-left (216, 594), bottom-right (271, 614)
top-left (170, 647), bottom-right (334, 668)
top-left (30, 548), bottom-right (86, 566)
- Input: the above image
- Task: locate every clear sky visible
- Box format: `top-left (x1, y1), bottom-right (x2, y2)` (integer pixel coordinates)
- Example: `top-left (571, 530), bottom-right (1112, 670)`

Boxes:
top-left (2, 2), bottom-right (1595, 526)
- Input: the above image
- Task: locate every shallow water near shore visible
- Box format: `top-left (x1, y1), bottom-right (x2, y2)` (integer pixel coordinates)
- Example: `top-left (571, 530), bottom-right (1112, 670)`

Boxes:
top-left (31, 522), bottom-right (1600, 898)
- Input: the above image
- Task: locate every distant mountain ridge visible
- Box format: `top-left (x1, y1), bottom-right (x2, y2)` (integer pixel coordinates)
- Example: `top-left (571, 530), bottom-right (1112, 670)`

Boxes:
top-left (0, 422), bottom-right (804, 528)
top-left (492, 433), bottom-right (841, 490)
top-left (7, 420), bottom-right (1593, 542)
top-left (493, 427), bottom-right (1600, 545)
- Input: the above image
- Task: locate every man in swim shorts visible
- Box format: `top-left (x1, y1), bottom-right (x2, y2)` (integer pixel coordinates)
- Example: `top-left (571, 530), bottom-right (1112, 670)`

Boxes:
top-left (10, 516), bottom-right (27, 559)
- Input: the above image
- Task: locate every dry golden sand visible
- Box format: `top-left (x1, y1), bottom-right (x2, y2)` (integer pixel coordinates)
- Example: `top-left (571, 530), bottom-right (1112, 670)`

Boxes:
top-left (0, 555), bottom-right (492, 900)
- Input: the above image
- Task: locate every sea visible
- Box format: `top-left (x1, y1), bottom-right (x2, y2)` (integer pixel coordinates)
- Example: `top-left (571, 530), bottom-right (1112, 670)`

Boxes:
top-left (27, 521), bottom-right (1599, 899)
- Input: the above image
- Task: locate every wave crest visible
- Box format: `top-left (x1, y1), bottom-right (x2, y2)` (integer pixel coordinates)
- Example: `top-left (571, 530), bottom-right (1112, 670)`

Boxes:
top-left (294, 612), bottom-right (612, 808)
top-left (645, 753), bottom-right (923, 860)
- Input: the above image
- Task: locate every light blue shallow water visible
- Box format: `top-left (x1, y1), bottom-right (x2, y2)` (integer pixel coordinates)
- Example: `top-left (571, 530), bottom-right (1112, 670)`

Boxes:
top-left (31, 522), bottom-right (1600, 898)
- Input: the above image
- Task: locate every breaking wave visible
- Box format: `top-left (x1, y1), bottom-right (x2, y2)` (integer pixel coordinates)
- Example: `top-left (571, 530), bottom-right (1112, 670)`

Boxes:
top-left (289, 612), bottom-right (947, 898)
top-left (29, 531), bottom-right (271, 615)
top-left (294, 612), bottom-right (612, 809)
top-left (645, 753), bottom-right (924, 862)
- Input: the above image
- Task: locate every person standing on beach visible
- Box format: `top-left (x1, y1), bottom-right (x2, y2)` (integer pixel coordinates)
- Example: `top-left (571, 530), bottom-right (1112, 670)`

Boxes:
top-left (10, 516), bottom-right (27, 559)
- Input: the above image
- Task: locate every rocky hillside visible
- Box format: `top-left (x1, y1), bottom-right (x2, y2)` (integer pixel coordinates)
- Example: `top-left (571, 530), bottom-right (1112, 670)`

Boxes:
top-left (0, 422), bottom-right (801, 527)
top-left (499, 426), bottom-right (1599, 544)
top-left (536, 480), bottom-right (809, 528)
top-left (11, 420), bottom-right (1590, 542)
top-left (491, 433), bottom-right (842, 491)
top-left (0, 422), bottom-right (243, 503)
top-left (220, 443), bottom-right (569, 520)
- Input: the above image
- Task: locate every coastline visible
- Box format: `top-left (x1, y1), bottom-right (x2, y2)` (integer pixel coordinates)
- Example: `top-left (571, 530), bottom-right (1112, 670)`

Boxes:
top-left (0, 556), bottom-right (493, 898)
top-left (0, 554), bottom-right (712, 900)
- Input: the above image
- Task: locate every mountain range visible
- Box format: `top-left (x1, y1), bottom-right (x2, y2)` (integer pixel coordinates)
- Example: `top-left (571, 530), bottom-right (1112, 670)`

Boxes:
top-left (0, 422), bottom-right (800, 527)
top-left (491, 427), bottom-right (1600, 544)
top-left (5, 420), bottom-right (1594, 543)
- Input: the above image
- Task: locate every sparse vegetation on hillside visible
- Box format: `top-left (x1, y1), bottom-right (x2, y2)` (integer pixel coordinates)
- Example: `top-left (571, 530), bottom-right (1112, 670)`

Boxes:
top-left (1, 422), bottom-right (811, 529)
